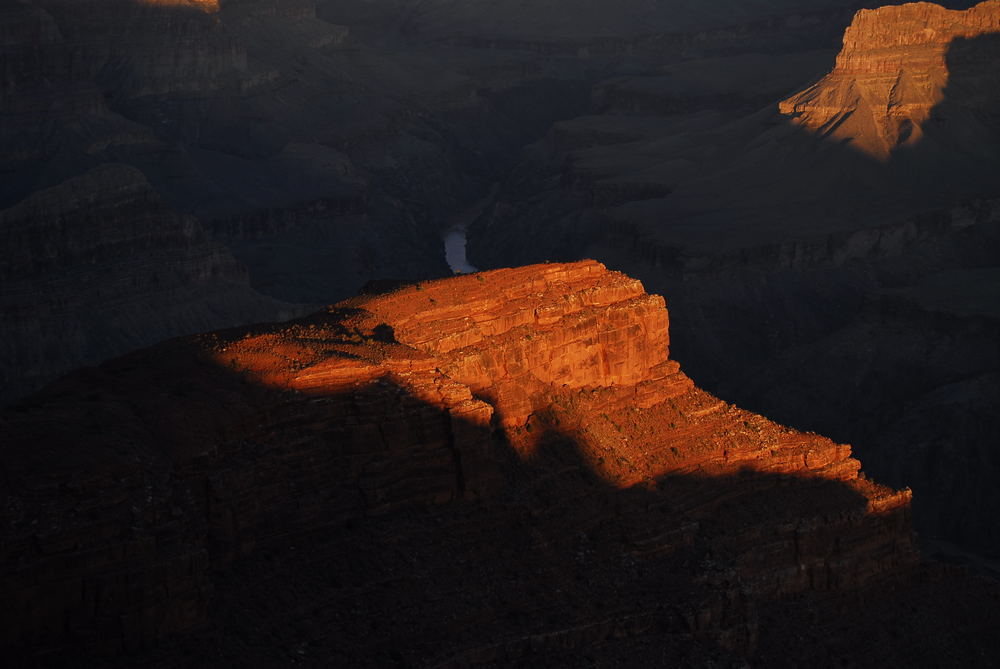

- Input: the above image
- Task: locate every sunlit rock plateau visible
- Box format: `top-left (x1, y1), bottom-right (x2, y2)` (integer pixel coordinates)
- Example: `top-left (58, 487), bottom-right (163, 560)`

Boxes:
top-left (3, 261), bottom-right (998, 666)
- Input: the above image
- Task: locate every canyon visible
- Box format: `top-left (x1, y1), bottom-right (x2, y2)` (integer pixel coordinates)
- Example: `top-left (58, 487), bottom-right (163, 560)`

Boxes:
top-left (1, 0), bottom-right (899, 401)
top-left (4, 261), bottom-right (998, 666)
top-left (466, 0), bottom-right (1000, 564)
top-left (2, 0), bottom-right (999, 663)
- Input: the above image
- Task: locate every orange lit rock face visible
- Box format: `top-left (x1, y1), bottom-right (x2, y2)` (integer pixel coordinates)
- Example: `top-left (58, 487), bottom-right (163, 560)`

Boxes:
top-left (221, 259), bottom-right (907, 502)
top-left (1, 261), bottom-right (918, 659)
top-left (221, 261), bottom-right (670, 427)
top-left (780, 0), bottom-right (1000, 160)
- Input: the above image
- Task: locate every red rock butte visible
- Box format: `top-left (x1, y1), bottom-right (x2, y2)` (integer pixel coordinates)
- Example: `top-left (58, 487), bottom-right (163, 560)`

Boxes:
top-left (780, 0), bottom-right (1000, 159)
top-left (1, 260), bottom-right (917, 660)
top-left (225, 260), bottom-right (903, 493)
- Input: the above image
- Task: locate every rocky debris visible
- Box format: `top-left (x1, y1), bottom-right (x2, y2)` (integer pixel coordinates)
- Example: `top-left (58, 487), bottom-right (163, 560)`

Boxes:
top-left (0, 261), bottom-right (929, 664)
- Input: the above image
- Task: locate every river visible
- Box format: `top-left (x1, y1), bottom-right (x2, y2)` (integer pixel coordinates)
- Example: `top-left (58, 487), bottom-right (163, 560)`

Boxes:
top-left (442, 183), bottom-right (499, 274)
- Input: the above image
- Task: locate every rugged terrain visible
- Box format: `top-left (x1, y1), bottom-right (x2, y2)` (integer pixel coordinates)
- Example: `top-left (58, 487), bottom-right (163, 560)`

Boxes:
top-left (5, 261), bottom-right (998, 666)
top-left (467, 1), bottom-right (1000, 562)
top-left (3, 1), bottom-right (998, 660)
top-left (0, 163), bottom-right (302, 405)
top-left (781, 0), bottom-right (1000, 160)
top-left (1, 0), bottom-right (901, 401)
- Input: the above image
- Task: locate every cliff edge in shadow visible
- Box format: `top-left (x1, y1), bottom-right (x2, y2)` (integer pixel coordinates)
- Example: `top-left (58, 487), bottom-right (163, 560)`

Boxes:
top-left (2, 261), bottom-right (998, 666)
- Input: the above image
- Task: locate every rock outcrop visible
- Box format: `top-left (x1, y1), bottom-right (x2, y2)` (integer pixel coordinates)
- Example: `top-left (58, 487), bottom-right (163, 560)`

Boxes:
top-left (780, 0), bottom-right (1000, 159)
top-left (1, 261), bottom-right (931, 665)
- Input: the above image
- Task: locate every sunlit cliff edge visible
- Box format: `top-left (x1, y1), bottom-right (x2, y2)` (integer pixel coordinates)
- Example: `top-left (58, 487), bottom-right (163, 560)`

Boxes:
top-left (1, 261), bottom-right (944, 664)
top-left (780, 0), bottom-right (1000, 160)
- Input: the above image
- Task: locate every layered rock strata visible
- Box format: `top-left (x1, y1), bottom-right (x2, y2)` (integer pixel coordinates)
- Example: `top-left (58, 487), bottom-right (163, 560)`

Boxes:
top-left (0, 163), bottom-right (297, 404)
top-left (465, 1), bottom-right (1000, 565)
top-left (0, 261), bottom-right (918, 663)
top-left (780, 0), bottom-right (1000, 159)
top-left (0, 0), bottom-right (894, 411)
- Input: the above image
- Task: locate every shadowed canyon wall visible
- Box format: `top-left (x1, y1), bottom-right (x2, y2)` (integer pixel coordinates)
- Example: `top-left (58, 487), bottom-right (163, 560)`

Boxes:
top-left (0, 0), bottom-right (918, 403)
top-left (7, 262), bottom-right (994, 667)
top-left (0, 163), bottom-right (300, 402)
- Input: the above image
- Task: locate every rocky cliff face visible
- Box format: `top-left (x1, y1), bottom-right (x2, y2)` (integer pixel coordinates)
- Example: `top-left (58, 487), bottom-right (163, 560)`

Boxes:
top-left (3, 261), bottom-right (961, 666)
top-left (28, 0), bottom-right (248, 99)
top-left (780, 0), bottom-right (1000, 159)
top-left (0, 163), bottom-right (300, 404)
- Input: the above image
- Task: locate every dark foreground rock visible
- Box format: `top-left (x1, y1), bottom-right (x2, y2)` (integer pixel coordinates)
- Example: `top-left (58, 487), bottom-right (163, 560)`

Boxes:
top-left (2, 261), bottom-right (997, 667)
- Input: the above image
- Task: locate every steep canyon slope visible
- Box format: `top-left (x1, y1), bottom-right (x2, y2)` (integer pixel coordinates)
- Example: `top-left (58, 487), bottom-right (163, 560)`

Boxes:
top-left (4, 261), bottom-right (998, 666)
top-left (468, 1), bottom-right (1000, 562)
top-left (0, 163), bottom-right (301, 405)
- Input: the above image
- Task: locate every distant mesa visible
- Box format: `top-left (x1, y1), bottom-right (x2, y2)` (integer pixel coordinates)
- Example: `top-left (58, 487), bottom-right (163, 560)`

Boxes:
top-left (779, 0), bottom-right (1000, 160)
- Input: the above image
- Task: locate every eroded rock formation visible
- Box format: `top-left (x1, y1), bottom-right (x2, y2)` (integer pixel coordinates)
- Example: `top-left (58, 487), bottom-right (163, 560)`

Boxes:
top-left (780, 0), bottom-right (1000, 159)
top-left (1, 261), bottom-right (943, 665)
